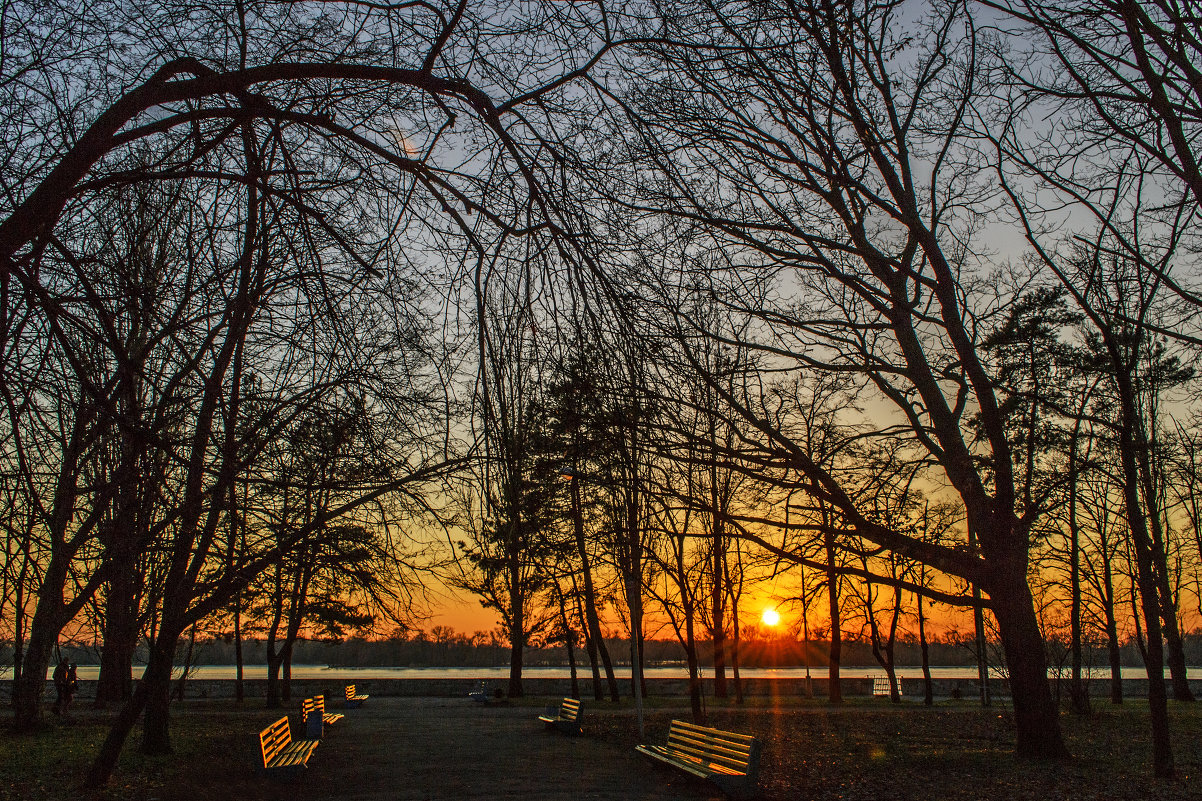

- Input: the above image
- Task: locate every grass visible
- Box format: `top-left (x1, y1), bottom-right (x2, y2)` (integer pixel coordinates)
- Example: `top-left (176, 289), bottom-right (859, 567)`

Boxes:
top-left (1, 695), bottom-right (1200, 800)
top-left (0, 701), bottom-right (283, 801)
top-left (590, 698), bottom-right (1202, 800)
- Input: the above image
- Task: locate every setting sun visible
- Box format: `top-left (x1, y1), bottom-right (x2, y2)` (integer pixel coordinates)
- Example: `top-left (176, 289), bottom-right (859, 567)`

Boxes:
top-left (761, 607), bottom-right (780, 627)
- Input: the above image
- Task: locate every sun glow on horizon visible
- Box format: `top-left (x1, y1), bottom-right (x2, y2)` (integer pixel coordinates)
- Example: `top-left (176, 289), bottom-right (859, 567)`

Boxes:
top-left (761, 607), bottom-right (780, 627)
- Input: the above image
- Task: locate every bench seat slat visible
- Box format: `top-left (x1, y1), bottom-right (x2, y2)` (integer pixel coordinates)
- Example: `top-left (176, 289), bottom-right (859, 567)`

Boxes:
top-left (666, 736), bottom-right (755, 768)
top-left (641, 744), bottom-right (747, 776)
top-left (637, 745), bottom-right (717, 779)
top-left (668, 731), bottom-right (755, 758)
top-left (666, 735), bottom-right (753, 761)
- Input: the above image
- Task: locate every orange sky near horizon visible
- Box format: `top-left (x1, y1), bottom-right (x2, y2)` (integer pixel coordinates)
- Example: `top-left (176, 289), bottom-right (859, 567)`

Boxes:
top-left (420, 578), bottom-right (1004, 642)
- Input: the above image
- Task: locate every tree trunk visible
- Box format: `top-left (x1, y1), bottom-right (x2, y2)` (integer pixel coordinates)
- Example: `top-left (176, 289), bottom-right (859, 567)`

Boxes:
top-left (1122, 510), bottom-right (1175, 774)
top-left (971, 527), bottom-right (991, 708)
top-left (918, 592), bottom-right (933, 706)
top-left (264, 561), bottom-right (285, 709)
top-left (12, 595), bottom-right (68, 732)
top-left (567, 634), bottom-right (579, 700)
top-left (280, 557), bottom-right (311, 707)
top-left (626, 573), bottom-right (645, 738)
top-left (1067, 440), bottom-right (1089, 715)
top-left (825, 528), bottom-right (842, 704)
top-left (1114, 367), bottom-right (1175, 776)
top-left (508, 559), bottom-right (524, 699)
top-left (711, 535), bottom-right (727, 699)
top-left (95, 625), bottom-right (137, 708)
top-left (988, 573), bottom-right (1070, 760)
top-left (684, 606), bottom-right (703, 722)
top-left (95, 565), bottom-right (139, 708)
top-left (596, 628), bottom-right (619, 702)
top-left (1149, 537), bottom-right (1194, 703)
top-left (573, 586), bottom-right (603, 701)
top-left (265, 641), bottom-right (284, 709)
top-left (1135, 415), bottom-right (1194, 703)
top-left (234, 594), bottom-right (244, 704)
top-left (142, 631), bottom-right (179, 756)
top-left (1104, 606), bottom-right (1123, 705)
top-left (86, 663), bottom-right (152, 787)
top-left (571, 476), bottom-right (619, 701)
top-left (867, 582), bottom-right (902, 703)
top-left (282, 637), bottom-right (296, 704)
top-left (11, 530), bottom-right (31, 703)
top-left (174, 626), bottom-right (196, 702)
top-left (556, 584), bottom-right (579, 699)
top-left (730, 590), bottom-right (743, 705)
top-left (83, 625), bottom-right (179, 787)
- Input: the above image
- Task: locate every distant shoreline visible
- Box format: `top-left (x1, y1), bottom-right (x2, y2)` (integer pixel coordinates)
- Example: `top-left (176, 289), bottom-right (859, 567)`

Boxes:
top-left (6, 663), bottom-right (1202, 681)
top-left (6, 672), bottom-right (1202, 702)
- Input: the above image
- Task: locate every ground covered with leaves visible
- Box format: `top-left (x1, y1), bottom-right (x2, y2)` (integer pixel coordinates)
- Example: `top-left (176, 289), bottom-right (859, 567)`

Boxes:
top-left (1, 694), bottom-right (1199, 800)
top-left (591, 696), bottom-right (1202, 801)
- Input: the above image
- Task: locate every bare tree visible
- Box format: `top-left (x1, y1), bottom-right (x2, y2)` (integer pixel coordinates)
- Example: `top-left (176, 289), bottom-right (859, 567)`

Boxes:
top-left (576, 0), bottom-right (1069, 757)
top-left (986, 0), bottom-right (1202, 217)
top-left (547, 345), bottom-right (622, 702)
top-left (0, 0), bottom-right (615, 783)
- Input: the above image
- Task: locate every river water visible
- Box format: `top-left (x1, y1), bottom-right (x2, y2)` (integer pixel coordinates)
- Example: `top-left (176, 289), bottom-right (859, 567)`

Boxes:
top-left (8, 664), bottom-right (1201, 680)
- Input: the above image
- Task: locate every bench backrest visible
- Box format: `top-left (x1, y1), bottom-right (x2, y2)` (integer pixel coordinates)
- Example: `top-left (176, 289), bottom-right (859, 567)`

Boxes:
top-left (666, 720), bottom-right (761, 776)
top-left (559, 697), bottom-right (581, 722)
top-left (260, 717), bottom-right (293, 767)
top-left (345, 684), bottom-right (356, 699)
top-left (873, 676), bottom-right (901, 696)
top-left (302, 695), bottom-right (324, 738)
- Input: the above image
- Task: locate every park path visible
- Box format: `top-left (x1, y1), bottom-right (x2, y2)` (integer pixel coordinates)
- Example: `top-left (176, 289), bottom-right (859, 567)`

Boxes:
top-left (262, 697), bottom-right (721, 801)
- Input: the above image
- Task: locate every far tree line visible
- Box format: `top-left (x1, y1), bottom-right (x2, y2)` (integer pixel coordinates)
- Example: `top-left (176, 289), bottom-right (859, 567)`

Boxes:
top-left (1, 0), bottom-right (1200, 787)
top-left (32, 627), bottom-right (1202, 686)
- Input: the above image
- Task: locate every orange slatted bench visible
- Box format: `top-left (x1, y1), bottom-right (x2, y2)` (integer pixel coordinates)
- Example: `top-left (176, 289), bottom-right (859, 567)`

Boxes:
top-left (637, 719), bottom-right (761, 798)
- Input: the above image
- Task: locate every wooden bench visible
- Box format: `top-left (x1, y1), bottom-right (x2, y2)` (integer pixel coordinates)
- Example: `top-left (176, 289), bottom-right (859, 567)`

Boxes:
top-left (873, 676), bottom-right (902, 697)
top-left (259, 716), bottom-right (319, 779)
top-left (302, 695), bottom-right (345, 739)
top-left (636, 719), bottom-right (762, 797)
top-left (468, 681), bottom-right (491, 704)
top-left (537, 697), bottom-right (582, 735)
top-left (344, 684), bottom-right (369, 709)
top-left (315, 695), bottom-right (345, 725)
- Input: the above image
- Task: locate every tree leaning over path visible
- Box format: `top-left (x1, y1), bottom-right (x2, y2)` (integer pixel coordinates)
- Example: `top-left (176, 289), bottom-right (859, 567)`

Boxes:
top-left (0, 0), bottom-right (619, 786)
top-left (579, 0), bottom-right (1070, 759)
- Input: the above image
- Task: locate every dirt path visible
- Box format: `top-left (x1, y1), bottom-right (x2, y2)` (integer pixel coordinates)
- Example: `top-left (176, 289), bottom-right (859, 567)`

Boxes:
top-left (268, 697), bottom-right (719, 801)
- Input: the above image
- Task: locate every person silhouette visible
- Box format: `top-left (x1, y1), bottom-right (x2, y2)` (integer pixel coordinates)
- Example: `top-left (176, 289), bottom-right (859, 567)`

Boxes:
top-left (63, 662), bottom-right (79, 715)
top-left (52, 658), bottom-right (69, 715)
